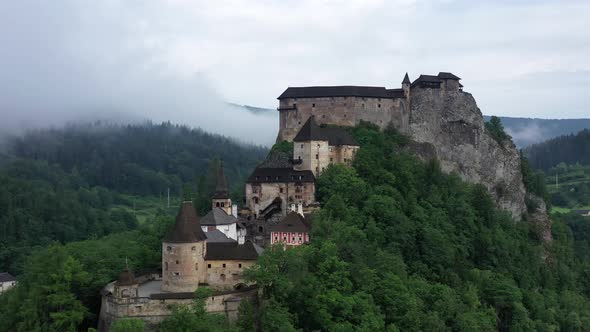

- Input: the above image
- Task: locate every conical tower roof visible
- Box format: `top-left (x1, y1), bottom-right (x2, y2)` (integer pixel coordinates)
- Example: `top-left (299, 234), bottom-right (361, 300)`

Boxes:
top-left (116, 263), bottom-right (137, 286)
top-left (402, 72), bottom-right (411, 84)
top-left (164, 201), bottom-right (207, 243)
top-left (212, 161), bottom-right (230, 199)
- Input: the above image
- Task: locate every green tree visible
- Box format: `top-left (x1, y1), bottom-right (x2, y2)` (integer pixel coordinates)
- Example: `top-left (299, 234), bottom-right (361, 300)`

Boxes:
top-left (111, 318), bottom-right (145, 332)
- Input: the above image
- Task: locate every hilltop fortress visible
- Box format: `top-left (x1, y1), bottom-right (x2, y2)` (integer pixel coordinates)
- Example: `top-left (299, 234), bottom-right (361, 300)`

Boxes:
top-left (271, 72), bottom-right (549, 238)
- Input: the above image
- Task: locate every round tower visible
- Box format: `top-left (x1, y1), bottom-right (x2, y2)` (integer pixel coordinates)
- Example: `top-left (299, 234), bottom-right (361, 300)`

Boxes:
top-left (162, 201), bottom-right (207, 292)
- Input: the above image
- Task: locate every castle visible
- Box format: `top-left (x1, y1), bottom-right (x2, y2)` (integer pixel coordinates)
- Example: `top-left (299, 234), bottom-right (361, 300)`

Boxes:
top-left (100, 70), bottom-right (543, 330)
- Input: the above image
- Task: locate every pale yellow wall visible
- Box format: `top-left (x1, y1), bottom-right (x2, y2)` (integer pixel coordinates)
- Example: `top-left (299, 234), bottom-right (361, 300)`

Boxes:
top-left (205, 260), bottom-right (256, 290)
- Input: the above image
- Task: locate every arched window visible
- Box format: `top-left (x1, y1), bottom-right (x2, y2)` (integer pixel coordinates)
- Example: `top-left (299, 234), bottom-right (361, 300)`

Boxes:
top-left (216, 202), bottom-right (220, 207)
top-left (258, 226), bottom-right (264, 233)
top-left (253, 197), bottom-right (259, 204)
top-left (166, 246), bottom-right (172, 251)
top-left (221, 202), bottom-right (225, 207)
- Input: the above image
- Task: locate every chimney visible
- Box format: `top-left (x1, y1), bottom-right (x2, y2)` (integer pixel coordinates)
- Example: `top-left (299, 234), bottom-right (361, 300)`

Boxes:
top-left (297, 203), bottom-right (304, 217)
top-left (232, 204), bottom-right (238, 218)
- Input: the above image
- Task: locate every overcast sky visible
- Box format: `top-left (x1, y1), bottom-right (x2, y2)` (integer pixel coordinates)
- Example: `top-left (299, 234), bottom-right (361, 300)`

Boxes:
top-left (1, 0), bottom-right (589, 144)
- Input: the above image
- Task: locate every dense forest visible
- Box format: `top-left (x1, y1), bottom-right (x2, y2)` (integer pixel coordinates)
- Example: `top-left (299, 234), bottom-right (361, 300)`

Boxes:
top-left (5, 122), bottom-right (267, 197)
top-left (524, 129), bottom-right (590, 171)
top-left (0, 122), bottom-right (267, 276)
top-left (544, 163), bottom-right (590, 210)
top-left (2, 123), bottom-right (590, 331)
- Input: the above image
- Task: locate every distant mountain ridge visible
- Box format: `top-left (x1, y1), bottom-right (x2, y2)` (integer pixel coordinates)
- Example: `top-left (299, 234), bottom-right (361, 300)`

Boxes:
top-left (483, 116), bottom-right (590, 148)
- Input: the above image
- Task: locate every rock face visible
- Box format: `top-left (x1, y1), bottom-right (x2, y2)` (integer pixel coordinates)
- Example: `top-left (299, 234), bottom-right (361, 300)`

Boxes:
top-left (408, 87), bottom-right (530, 221)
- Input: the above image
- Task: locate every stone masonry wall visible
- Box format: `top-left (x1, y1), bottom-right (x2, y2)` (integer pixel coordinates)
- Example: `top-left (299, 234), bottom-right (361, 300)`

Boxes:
top-left (245, 182), bottom-right (315, 214)
top-left (277, 96), bottom-right (409, 142)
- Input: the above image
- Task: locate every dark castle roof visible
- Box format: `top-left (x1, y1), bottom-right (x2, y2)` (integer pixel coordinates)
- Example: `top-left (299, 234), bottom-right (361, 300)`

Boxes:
top-left (247, 167), bottom-right (315, 184)
top-left (201, 208), bottom-right (237, 226)
top-left (0, 272), bottom-right (16, 283)
top-left (402, 73), bottom-right (411, 84)
top-left (269, 212), bottom-right (310, 233)
top-left (164, 201), bottom-right (207, 243)
top-left (293, 116), bottom-right (359, 146)
top-left (411, 72), bottom-right (461, 87)
top-left (116, 268), bottom-right (137, 286)
top-left (205, 229), bottom-right (236, 243)
top-left (278, 86), bottom-right (405, 100)
top-left (205, 241), bottom-right (260, 260)
top-left (212, 162), bottom-right (230, 199)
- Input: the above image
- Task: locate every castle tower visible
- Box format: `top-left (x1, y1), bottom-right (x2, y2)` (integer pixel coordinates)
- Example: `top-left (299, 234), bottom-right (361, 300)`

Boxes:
top-left (113, 263), bottom-right (139, 299)
top-left (162, 201), bottom-right (207, 292)
top-left (402, 72), bottom-right (411, 98)
top-left (212, 161), bottom-right (232, 215)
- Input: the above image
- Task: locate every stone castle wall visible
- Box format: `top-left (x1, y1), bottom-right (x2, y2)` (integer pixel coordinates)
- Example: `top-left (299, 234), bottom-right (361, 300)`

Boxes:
top-left (293, 141), bottom-right (359, 177)
top-left (245, 182), bottom-right (315, 214)
top-left (277, 96), bottom-right (409, 142)
top-left (205, 260), bottom-right (256, 289)
top-left (98, 284), bottom-right (257, 332)
top-left (162, 241), bottom-right (206, 292)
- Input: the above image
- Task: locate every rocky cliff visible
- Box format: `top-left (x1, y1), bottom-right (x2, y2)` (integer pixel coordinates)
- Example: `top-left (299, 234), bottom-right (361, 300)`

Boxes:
top-left (407, 87), bottom-right (551, 240)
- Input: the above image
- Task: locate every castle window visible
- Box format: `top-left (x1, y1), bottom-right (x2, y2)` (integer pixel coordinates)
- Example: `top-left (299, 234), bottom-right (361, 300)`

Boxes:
top-left (362, 104), bottom-right (365, 108)
top-left (280, 188), bottom-right (284, 193)
top-left (221, 202), bottom-right (225, 207)
top-left (298, 156), bottom-right (301, 160)
top-left (222, 263), bottom-right (226, 268)
top-left (293, 103), bottom-right (296, 108)
top-left (312, 103), bottom-right (315, 107)
top-left (173, 272), bottom-right (180, 276)
top-left (208, 264), bottom-right (211, 268)
top-left (195, 263), bottom-right (198, 270)
top-left (378, 104), bottom-right (381, 108)
top-left (330, 158), bottom-right (333, 162)
top-left (167, 246), bottom-right (172, 251)
top-left (317, 143), bottom-right (320, 148)
top-left (216, 202), bottom-right (220, 207)
top-left (192, 246), bottom-right (196, 251)
top-left (344, 114), bottom-right (347, 117)
top-left (298, 175), bottom-right (302, 180)
top-left (239, 263), bottom-right (242, 268)
top-left (315, 154), bottom-right (319, 159)
top-left (315, 167), bottom-right (319, 173)
top-left (221, 274), bottom-right (226, 281)
top-left (165, 262), bottom-right (168, 270)
top-left (298, 121), bottom-right (301, 125)
top-left (253, 197), bottom-right (259, 204)
top-left (258, 226), bottom-right (264, 233)
top-left (300, 144), bottom-right (303, 148)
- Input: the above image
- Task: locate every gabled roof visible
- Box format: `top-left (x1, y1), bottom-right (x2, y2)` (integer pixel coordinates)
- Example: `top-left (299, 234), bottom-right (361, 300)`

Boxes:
top-left (0, 272), bottom-right (16, 283)
top-left (411, 72), bottom-right (461, 87)
top-left (212, 162), bottom-right (230, 199)
top-left (293, 116), bottom-right (359, 146)
top-left (269, 211), bottom-right (310, 233)
top-left (247, 167), bottom-right (315, 184)
top-left (164, 201), bottom-right (207, 243)
top-left (201, 208), bottom-right (237, 226)
top-left (205, 229), bottom-right (237, 243)
top-left (205, 241), bottom-right (260, 260)
top-left (278, 86), bottom-right (405, 100)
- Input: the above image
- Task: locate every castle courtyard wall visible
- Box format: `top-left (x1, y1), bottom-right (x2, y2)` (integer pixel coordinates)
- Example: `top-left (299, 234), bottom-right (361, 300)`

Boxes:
top-left (245, 182), bottom-right (315, 214)
top-left (205, 260), bottom-right (256, 290)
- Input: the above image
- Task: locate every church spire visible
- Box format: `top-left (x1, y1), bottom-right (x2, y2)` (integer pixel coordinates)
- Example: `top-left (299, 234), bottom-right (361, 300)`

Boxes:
top-left (213, 161), bottom-right (230, 199)
top-left (402, 72), bottom-right (411, 85)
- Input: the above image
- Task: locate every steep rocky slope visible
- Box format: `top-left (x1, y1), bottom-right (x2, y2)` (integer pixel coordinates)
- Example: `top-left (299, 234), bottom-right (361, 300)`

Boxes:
top-left (407, 87), bottom-right (550, 240)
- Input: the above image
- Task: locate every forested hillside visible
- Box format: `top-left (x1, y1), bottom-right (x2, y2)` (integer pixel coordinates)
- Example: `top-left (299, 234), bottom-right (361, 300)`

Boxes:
top-left (243, 124), bottom-right (590, 331)
top-left (0, 122), bottom-right (267, 276)
top-left (524, 129), bottom-right (590, 170)
top-left (6, 122), bottom-right (267, 197)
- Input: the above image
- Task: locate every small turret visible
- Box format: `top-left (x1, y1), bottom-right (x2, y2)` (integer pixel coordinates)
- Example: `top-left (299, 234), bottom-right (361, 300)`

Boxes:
top-left (114, 261), bottom-right (139, 299)
top-left (402, 72), bottom-right (411, 98)
top-left (212, 161), bottom-right (232, 215)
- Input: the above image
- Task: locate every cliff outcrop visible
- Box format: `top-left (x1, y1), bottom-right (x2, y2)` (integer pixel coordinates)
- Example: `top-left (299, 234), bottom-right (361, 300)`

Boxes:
top-left (408, 87), bottom-right (550, 239)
